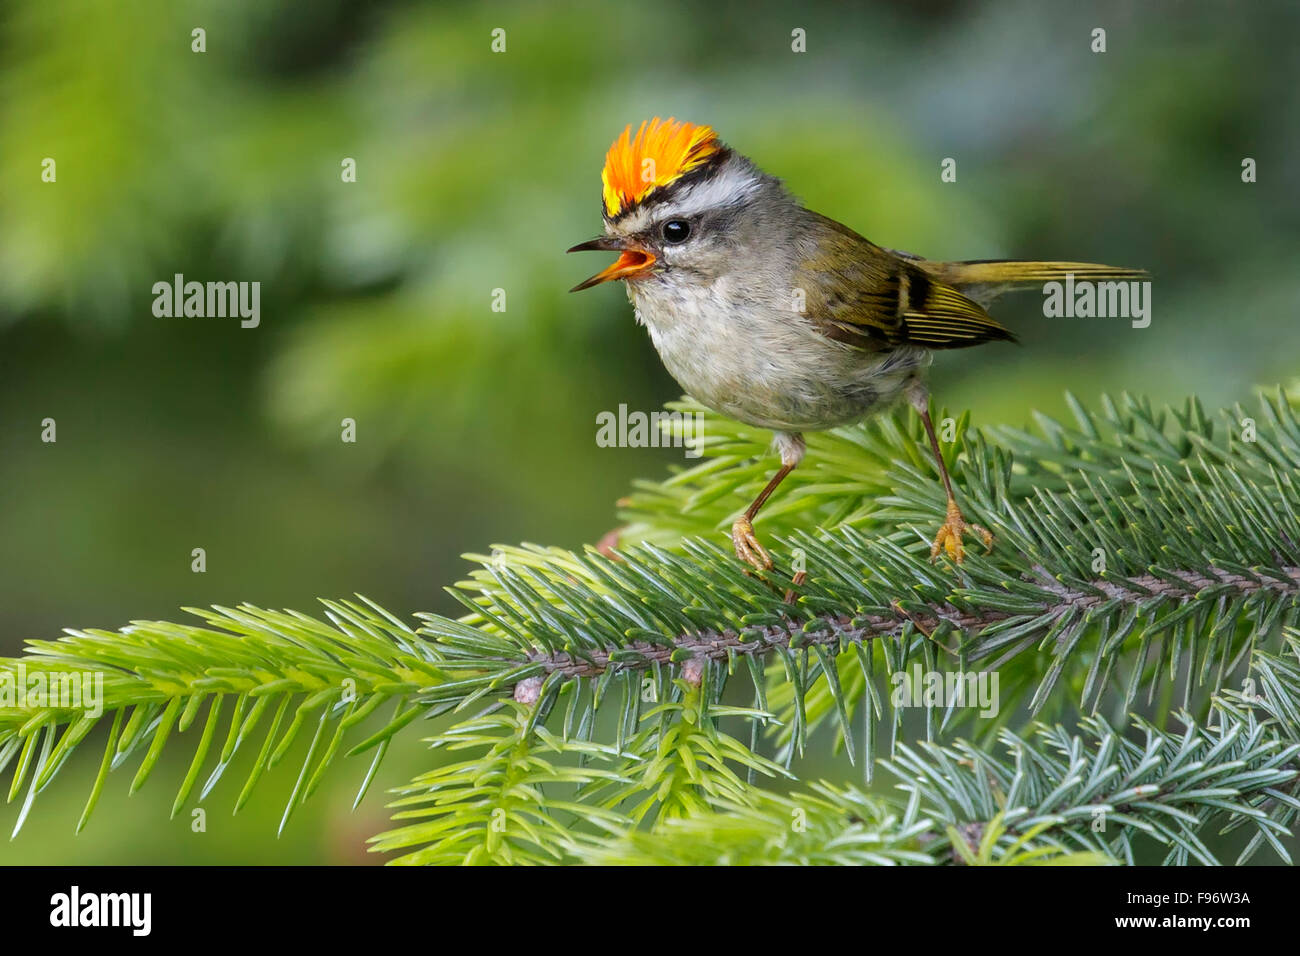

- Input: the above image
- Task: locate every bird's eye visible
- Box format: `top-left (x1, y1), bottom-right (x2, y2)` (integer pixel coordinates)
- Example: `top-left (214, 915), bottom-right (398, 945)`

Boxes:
top-left (661, 219), bottom-right (691, 243)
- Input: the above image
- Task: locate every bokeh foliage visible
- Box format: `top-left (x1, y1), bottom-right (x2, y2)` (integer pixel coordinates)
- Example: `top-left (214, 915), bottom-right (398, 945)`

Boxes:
top-left (1, 0), bottom-right (1297, 862)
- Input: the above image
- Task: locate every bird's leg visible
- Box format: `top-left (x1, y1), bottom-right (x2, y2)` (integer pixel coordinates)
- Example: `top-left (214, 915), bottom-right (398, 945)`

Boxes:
top-left (732, 466), bottom-right (790, 571)
top-left (907, 384), bottom-right (993, 563)
top-left (732, 432), bottom-right (804, 572)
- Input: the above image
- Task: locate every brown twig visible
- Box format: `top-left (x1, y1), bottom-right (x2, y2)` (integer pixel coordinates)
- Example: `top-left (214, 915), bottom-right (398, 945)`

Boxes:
top-left (520, 566), bottom-right (1300, 682)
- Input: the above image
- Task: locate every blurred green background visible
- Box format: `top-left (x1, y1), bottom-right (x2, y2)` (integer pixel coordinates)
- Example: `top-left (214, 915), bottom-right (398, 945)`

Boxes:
top-left (1, 0), bottom-right (1297, 862)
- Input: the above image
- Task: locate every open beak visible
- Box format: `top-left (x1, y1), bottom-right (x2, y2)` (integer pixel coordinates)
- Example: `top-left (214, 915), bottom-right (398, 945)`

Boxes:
top-left (567, 237), bottom-right (657, 292)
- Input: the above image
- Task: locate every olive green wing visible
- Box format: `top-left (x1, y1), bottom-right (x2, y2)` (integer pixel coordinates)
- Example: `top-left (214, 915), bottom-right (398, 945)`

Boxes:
top-left (795, 213), bottom-right (1016, 351)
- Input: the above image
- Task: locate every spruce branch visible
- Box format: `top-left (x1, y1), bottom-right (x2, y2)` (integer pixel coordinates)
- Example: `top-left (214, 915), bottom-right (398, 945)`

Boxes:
top-left (581, 702), bottom-right (1298, 866)
top-left (0, 599), bottom-right (453, 836)
top-left (578, 782), bottom-right (939, 866)
top-left (4, 389), bottom-right (1300, 864)
top-left (884, 703), bottom-right (1300, 866)
top-left (369, 697), bottom-right (633, 865)
top-left (506, 564), bottom-right (1300, 680)
top-left (431, 400), bottom-right (1300, 755)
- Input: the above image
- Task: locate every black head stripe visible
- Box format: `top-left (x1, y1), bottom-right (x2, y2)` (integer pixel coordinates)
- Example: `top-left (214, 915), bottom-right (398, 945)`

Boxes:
top-left (605, 147), bottom-right (734, 224)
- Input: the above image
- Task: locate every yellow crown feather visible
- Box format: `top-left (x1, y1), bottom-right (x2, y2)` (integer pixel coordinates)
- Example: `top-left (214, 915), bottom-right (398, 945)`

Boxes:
top-left (601, 117), bottom-right (721, 218)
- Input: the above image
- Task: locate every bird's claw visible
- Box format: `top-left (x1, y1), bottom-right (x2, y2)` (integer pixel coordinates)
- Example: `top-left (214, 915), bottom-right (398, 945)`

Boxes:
top-left (930, 500), bottom-right (993, 564)
top-left (732, 516), bottom-right (773, 571)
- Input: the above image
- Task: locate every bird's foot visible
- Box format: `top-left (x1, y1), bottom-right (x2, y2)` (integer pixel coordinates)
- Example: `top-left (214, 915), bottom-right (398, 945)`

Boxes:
top-left (930, 498), bottom-right (993, 563)
top-left (732, 516), bottom-right (773, 571)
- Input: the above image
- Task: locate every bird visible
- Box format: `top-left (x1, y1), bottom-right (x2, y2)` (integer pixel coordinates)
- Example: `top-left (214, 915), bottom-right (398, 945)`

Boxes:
top-left (568, 117), bottom-right (1144, 573)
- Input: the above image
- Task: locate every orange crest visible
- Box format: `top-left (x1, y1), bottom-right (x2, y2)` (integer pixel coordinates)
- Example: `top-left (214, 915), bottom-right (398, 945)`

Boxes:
top-left (601, 118), bottom-right (721, 218)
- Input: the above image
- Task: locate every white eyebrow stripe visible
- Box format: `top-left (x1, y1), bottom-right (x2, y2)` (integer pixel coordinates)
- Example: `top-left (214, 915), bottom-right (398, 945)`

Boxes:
top-left (663, 162), bottom-right (763, 220)
top-left (605, 159), bottom-right (763, 235)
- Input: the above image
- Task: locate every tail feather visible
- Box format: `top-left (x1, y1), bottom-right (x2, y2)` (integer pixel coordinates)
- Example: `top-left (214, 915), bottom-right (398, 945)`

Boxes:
top-left (923, 259), bottom-right (1148, 305)
top-left (936, 259), bottom-right (1148, 284)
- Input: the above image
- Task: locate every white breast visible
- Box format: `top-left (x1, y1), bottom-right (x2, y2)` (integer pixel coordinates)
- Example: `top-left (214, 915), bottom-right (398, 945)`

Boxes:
top-left (629, 278), bottom-right (927, 433)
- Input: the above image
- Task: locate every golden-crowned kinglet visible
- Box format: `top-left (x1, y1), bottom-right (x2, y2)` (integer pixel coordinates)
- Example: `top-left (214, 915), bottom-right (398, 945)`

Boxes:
top-left (570, 118), bottom-right (1144, 572)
